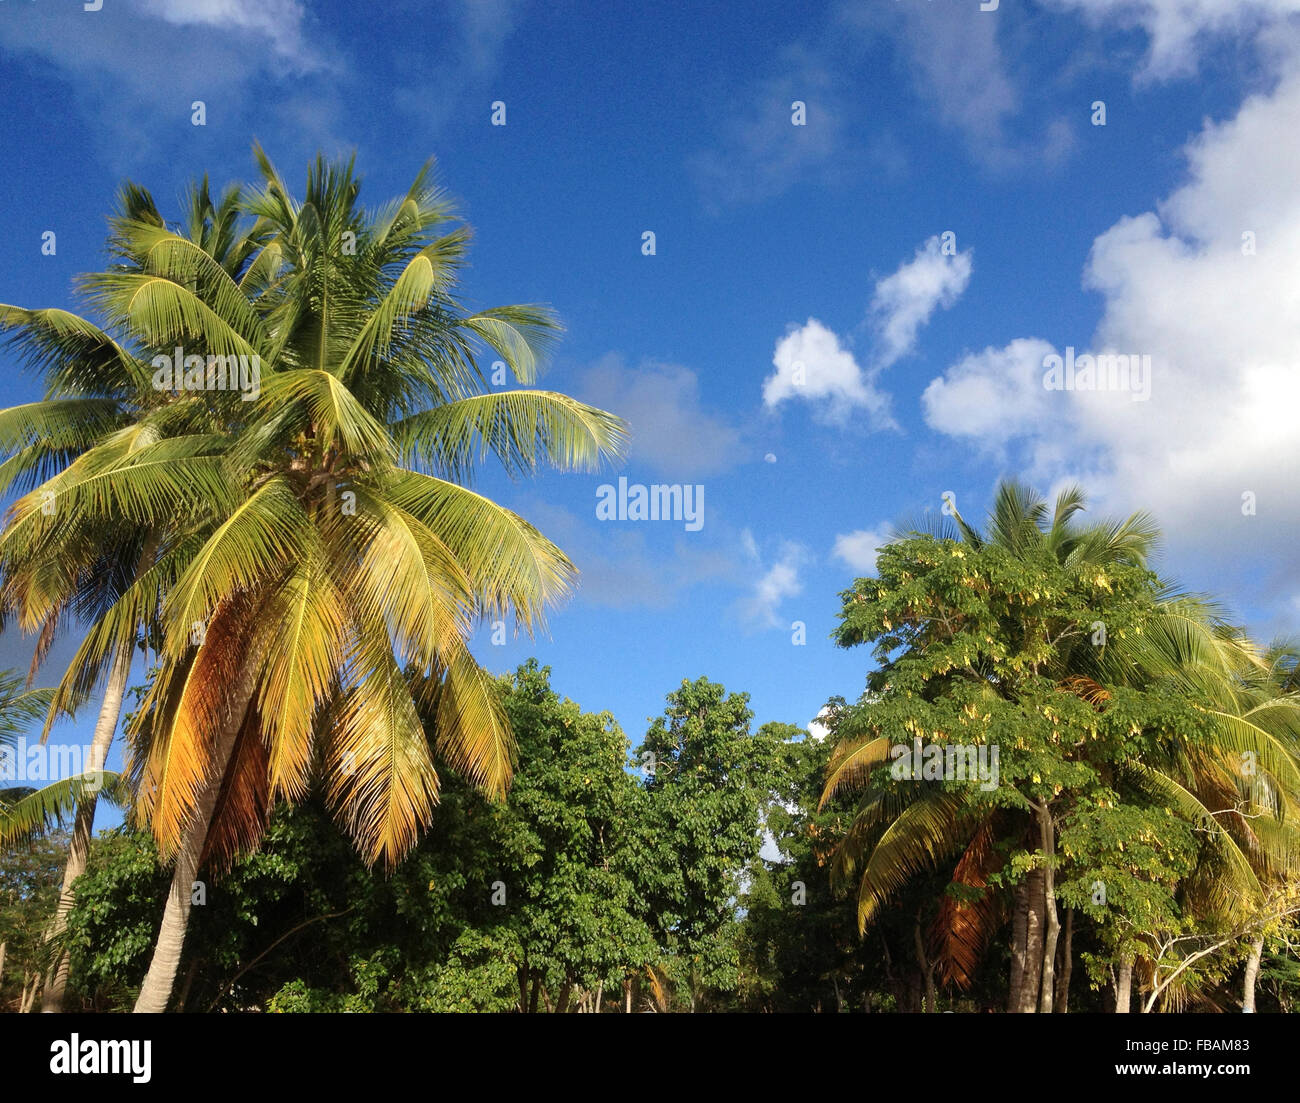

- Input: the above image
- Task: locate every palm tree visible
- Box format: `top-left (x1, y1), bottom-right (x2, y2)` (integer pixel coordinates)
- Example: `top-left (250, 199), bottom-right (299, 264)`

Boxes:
top-left (25, 149), bottom-right (625, 1012)
top-left (0, 180), bottom-right (264, 1010)
top-left (821, 481), bottom-right (1300, 1012)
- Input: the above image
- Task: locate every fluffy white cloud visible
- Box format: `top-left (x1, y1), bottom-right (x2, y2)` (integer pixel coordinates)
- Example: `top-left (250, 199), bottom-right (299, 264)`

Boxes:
top-left (831, 526), bottom-right (893, 573)
top-left (922, 47), bottom-right (1300, 594)
top-left (764, 236), bottom-right (971, 423)
top-left (922, 338), bottom-right (1057, 441)
top-left (870, 236), bottom-right (973, 370)
top-left (763, 318), bottom-right (892, 425)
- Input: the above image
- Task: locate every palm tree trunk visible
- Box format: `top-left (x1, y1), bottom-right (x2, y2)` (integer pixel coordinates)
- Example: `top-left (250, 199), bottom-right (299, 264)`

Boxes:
top-left (40, 639), bottom-right (133, 1013)
top-left (1243, 936), bottom-right (1264, 1012)
top-left (1055, 908), bottom-right (1074, 1013)
top-left (1115, 956), bottom-right (1133, 1013)
top-left (132, 642), bottom-right (262, 1014)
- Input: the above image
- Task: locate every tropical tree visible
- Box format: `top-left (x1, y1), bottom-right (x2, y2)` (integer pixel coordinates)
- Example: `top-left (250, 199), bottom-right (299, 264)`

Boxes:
top-left (633, 677), bottom-right (776, 1011)
top-left (0, 149), bottom-right (625, 1012)
top-left (821, 481), bottom-right (1300, 1013)
top-left (0, 179), bottom-right (270, 1010)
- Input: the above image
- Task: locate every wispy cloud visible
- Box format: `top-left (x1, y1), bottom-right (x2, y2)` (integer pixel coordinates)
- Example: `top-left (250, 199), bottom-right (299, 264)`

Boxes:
top-left (735, 534), bottom-right (807, 629)
top-left (577, 354), bottom-right (743, 478)
top-left (689, 44), bottom-right (857, 207)
top-left (869, 235), bottom-right (973, 371)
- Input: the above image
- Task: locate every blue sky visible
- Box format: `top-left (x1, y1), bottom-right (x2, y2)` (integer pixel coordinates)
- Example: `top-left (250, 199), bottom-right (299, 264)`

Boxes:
top-left (2, 0), bottom-right (1299, 825)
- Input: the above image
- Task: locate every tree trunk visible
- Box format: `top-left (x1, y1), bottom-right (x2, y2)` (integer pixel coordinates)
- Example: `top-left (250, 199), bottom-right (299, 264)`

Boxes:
top-left (1115, 957), bottom-right (1133, 1013)
top-left (40, 639), bottom-right (133, 1013)
top-left (1055, 908), bottom-right (1074, 1013)
top-left (1008, 880), bottom-right (1029, 1012)
top-left (624, 977), bottom-right (632, 1013)
top-left (594, 979), bottom-right (603, 1014)
top-left (1016, 869), bottom-right (1045, 1012)
top-left (175, 957), bottom-right (201, 1013)
top-left (914, 913), bottom-right (936, 1013)
top-left (1243, 936), bottom-right (1264, 1012)
top-left (1036, 804), bottom-right (1061, 1013)
top-left (132, 637), bottom-right (263, 1014)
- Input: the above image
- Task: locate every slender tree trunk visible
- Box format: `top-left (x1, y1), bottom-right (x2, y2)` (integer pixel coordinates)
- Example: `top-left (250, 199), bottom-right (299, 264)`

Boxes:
top-left (594, 979), bottom-right (603, 1014)
top-left (624, 977), bottom-right (632, 1013)
top-left (1008, 880), bottom-right (1029, 1012)
top-left (1243, 936), bottom-right (1264, 1012)
top-left (40, 640), bottom-right (133, 1013)
top-left (555, 977), bottom-right (572, 1014)
top-left (1115, 957), bottom-right (1133, 1013)
top-left (1016, 869), bottom-right (1045, 1013)
top-left (528, 975), bottom-right (540, 1014)
top-left (914, 913), bottom-right (936, 1013)
top-left (133, 639), bottom-right (263, 1014)
top-left (175, 957), bottom-right (201, 1013)
top-left (1036, 805), bottom-right (1061, 1013)
top-left (1055, 908), bottom-right (1074, 1013)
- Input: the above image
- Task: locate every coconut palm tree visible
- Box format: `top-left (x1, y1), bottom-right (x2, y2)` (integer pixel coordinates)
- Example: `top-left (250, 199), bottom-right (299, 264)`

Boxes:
top-left (21, 149), bottom-right (625, 1012)
top-left (0, 179), bottom-right (265, 1010)
top-left (821, 481), bottom-right (1300, 1012)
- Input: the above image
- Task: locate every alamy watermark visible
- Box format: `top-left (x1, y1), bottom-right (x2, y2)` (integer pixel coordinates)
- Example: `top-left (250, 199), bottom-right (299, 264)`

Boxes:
top-left (596, 476), bottom-right (704, 531)
top-left (0, 738), bottom-right (102, 791)
top-left (1042, 347), bottom-right (1150, 401)
top-left (890, 738), bottom-right (1000, 792)
top-left (151, 347), bottom-right (261, 401)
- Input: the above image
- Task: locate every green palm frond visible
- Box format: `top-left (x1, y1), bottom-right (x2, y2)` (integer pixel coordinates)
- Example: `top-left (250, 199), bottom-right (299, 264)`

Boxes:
top-left (0, 772), bottom-right (128, 846)
top-left (392, 389), bottom-right (627, 480)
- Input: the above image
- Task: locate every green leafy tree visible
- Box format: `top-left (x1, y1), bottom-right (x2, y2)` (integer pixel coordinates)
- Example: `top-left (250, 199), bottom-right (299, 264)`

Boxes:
top-left (634, 677), bottom-right (776, 1011)
top-left (0, 150), bottom-right (626, 1012)
top-left (822, 481), bottom-right (1300, 1013)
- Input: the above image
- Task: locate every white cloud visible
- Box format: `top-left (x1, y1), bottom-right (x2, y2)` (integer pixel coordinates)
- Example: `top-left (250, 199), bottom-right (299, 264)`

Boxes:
top-left (838, 1), bottom-right (1076, 168)
top-left (807, 706), bottom-right (833, 742)
top-left (921, 48), bottom-right (1300, 597)
top-left (1041, 0), bottom-right (1300, 79)
top-left (765, 236), bottom-right (973, 424)
top-left (737, 542), bottom-right (808, 629)
top-left (921, 338), bottom-right (1057, 441)
top-left (832, 526), bottom-right (893, 573)
top-left (134, 0), bottom-right (315, 63)
top-left (870, 235), bottom-right (973, 370)
top-left (763, 319), bottom-right (891, 425)
top-left (578, 354), bottom-right (743, 478)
